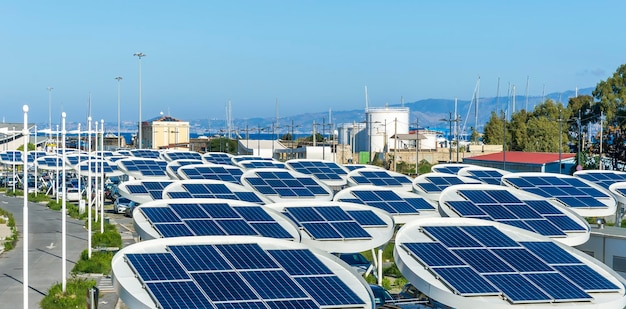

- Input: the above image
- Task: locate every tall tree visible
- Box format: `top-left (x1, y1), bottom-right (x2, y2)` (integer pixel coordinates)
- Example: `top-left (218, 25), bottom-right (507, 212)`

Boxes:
top-left (593, 64), bottom-right (626, 123)
top-left (482, 111), bottom-right (505, 145)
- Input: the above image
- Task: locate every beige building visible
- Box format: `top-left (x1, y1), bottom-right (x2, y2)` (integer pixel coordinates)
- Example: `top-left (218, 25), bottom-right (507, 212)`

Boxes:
top-left (142, 115), bottom-right (190, 150)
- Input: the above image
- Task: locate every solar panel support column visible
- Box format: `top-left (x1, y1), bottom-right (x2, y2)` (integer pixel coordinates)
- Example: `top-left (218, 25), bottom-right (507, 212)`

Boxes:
top-left (22, 105), bottom-right (29, 308)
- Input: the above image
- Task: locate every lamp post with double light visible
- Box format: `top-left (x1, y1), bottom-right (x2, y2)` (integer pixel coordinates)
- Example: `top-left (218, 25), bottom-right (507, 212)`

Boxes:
top-left (133, 52), bottom-right (146, 149)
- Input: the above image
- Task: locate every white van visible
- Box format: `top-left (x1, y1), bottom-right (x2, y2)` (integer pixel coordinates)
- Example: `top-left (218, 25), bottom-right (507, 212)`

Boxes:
top-left (66, 188), bottom-right (81, 202)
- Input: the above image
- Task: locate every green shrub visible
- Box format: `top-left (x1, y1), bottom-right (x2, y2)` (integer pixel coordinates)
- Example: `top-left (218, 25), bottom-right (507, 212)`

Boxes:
top-left (47, 201), bottom-right (62, 211)
top-left (381, 277), bottom-right (392, 290)
top-left (28, 193), bottom-right (51, 203)
top-left (383, 263), bottom-right (403, 278)
top-left (40, 277), bottom-right (97, 309)
top-left (72, 250), bottom-right (113, 275)
top-left (4, 241), bottom-right (13, 250)
top-left (92, 230), bottom-right (122, 249)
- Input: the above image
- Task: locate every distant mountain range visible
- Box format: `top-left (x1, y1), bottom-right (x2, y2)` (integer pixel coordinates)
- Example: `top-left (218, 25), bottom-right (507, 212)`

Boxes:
top-left (187, 87), bottom-right (594, 135)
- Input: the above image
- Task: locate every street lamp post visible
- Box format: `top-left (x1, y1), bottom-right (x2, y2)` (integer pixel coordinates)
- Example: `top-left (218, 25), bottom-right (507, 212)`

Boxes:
top-left (115, 76), bottom-right (123, 149)
top-left (100, 119), bottom-right (104, 234)
top-left (22, 105), bottom-right (29, 308)
top-left (61, 112), bottom-right (67, 292)
top-left (87, 117), bottom-right (92, 258)
top-left (133, 52), bottom-right (146, 149)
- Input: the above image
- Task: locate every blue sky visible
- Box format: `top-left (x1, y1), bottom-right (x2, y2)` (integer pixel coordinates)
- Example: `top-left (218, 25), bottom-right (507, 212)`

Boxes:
top-left (1, 1), bottom-right (624, 125)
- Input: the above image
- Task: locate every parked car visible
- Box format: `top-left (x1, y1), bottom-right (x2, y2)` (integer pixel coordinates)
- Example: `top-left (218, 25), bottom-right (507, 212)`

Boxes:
top-left (66, 187), bottom-right (81, 202)
top-left (114, 197), bottom-right (132, 214)
top-left (124, 201), bottom-right (139, 218)
top-left (334, 252), bottom-right (374, 276)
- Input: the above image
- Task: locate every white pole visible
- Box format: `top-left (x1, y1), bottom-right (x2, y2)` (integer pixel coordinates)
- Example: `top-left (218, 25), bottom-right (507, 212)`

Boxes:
top-left (377, 248), bottom-right (383, 286)
top-left (77, 123), bottom-right (81, 199)
top-left (94, 121), bottom-right (98, 223)
top-left (115, 76), bottom-right (123, 149)
top-left (134, 52), bottom-right (146, 149)
top-left (55, 125), bottom-right (58, 203)
top-left (87, 117), bottom-right (92, 258)
top-left (100, 119), bottom-right (104, 234)
top-left (61, 112), bottom-right (67, 292)
top-left (34, 124), bottom-right (38, 197)
top-left (22, 105), bottom-right (29, 308)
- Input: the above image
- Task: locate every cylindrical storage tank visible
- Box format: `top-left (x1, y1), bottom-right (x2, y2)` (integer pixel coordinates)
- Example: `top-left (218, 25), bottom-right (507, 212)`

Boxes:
top-left (366, 107), bottom-right (410, 157)
top-left (337, 123), bottom-right (351, 145)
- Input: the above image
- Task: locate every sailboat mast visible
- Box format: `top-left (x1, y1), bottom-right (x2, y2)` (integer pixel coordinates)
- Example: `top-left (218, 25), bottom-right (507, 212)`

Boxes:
top-left (524, 76), bottom-right (529, 111)
top-left (475, 76), bottom-right (480, 133)
top-left (365, 85), bottom-right (369, 111)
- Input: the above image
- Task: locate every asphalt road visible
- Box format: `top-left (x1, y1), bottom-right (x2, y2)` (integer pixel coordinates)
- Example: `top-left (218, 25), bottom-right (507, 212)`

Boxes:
top-left (0, 194), bottom-right (88, 309)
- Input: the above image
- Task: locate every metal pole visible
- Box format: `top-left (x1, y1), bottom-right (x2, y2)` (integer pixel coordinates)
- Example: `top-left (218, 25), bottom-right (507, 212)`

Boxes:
top-left (100, 120), bottom-right (104, 233)
top-left (87, 117), bottom-right (92, 258)
top-left (134, 52), bottom-right (146, 149)
top-left (34, 124), bottom-right (38, 196)
top-left (94, 121), bottom-right (98, 223)
top-left (115, 76), bottom-right (123, 149)
top-left (448, 112), bottom-right (452, 162)
top-left (559, 110), bottom-right (562, 174)
top-left (415, 116), bottom-right (419, 175)
top-left (77, 123), bottom-right (81, 199)
top-left (503, 111), bottom-right (507, 170)
top-left (61, 112), bottom-right (67, 292)
top-left (22, 105), bottom-right (29, 308)
top-left (600, 111), bottom-right (604, 170)
top-left (55, 125), bottom-right (58, 202)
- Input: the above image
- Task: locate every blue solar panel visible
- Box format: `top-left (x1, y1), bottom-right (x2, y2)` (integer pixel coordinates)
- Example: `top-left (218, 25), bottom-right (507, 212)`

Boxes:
top-left (524, 272), bottom-right (592, 301)
top-left (217, 219), bottom-right (258, 235)
top-left (130, 149), bottom-right (161, 159)
top-left (484, 274), bottom-right (551, 303)
top-left (446, 201), bottom-right (487, 217)
top-left (245, 171), bottom-right (329, 198)
top-left (185, 220), bottom-right (225, 236)
top-left (125, 181), bottom-right (172, 200)
top-left (193, 271), bottom-right (258, 301)
top-left (268, 249), bottom-right (333, 276)
top-left (301, 222), bottom-right (343, 239)
top-left (431, 267), bottom-right (499, 296)
top-left (171, 183), bottom-right (265, 204)
top-left (168, 245), bottom-right (232, 271)
top-left (523, 219), bottom-right (567, 237)
top-left (141, 208), bottom-right (181, 223)
top-left (520, 241), bottom-right (581, 264)
top-left (504, 175), bottom-right (609, 209)
top-left (446, 188), bottom-right (585, 238)
top-left (295, 276), bottom-right (365, 306)
top-left (553, 265), bottom-right (620, 291)
top-left (332, 221), bottom-right (372, 238)
top-left (350, 170), bottom-right (411, 187)
top-left (453, 249), bottom-right (515, 273)
top-left (240, 161), bottom-right (286, 169)
top-left (125, 253), bottom-right (189, 281)
top-left (467, 169), bottom-right (504, 185)
top-left (164, 151), bottom-right (202, 161)
top-left (402, 242), bottom-right (466, 267)
top-left (577, 172), bottom-right (626, 189)
top-left (288, 161), bottom-right (347, 181)
top-left (179, 166), bottom-right (243, 184)
top-left (154, 223), bottom-right (195, 237)
top-left (145, 203), bottom-right (292, 239)
top-left (341, 190), bottom-right (434, 215)
top-left (215, 243), bottom-right (279, 270)
top-left (347, 210), bottom-right (387, 226)
top-left (422, 226), bottom-right (481, 248)
top-left (460, 225), bottom-right (520, 248)
top-left (316, 206), bottom-right (353, 221)
top-left (120, 159), bottom-right (168, 177)
top-left (146, 281), bottom-right (211, 309)
top-left (491, 248), bottom-right (553, 272)
top-left (545, 216), bottom-right (587, 232)
top-left (401, 225), bottom-right (610, 304)
top-left (242, 270), bottom-right (308, 299)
